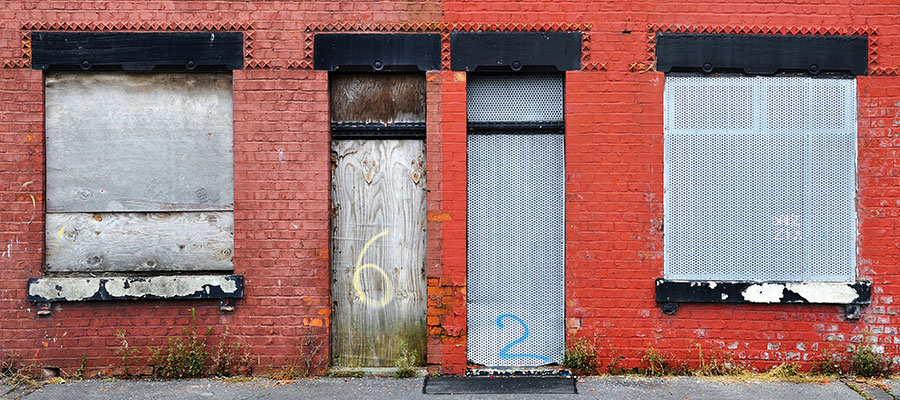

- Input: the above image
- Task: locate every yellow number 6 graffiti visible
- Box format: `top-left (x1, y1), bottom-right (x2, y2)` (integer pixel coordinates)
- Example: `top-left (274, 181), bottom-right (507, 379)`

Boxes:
top-left (352, 230), bottom-right (393, 307)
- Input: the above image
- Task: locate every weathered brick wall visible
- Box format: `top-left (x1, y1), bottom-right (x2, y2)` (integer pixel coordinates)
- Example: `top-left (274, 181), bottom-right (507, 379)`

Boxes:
top-left (2, 0), bottom-right (900, 377)
top-left (0, 0), bottom-right (440, 378)
top-left (441, 1), bottom-right (900, 372)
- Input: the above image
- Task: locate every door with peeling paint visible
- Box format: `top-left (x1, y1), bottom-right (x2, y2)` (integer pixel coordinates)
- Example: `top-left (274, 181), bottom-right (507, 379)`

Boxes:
top-left (330, 73), bottom-right (427, 367)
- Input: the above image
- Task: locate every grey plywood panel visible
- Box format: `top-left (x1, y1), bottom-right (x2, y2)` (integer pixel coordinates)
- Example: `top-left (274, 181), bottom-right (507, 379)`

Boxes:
top-left (45, 72), bottom-right (233, 212)
top-left (45, 212), bottom-right (234, 272)
top-left (331, 139), bottom-right (427, 367)
top-left (330, 73), bottom-right (425, 124)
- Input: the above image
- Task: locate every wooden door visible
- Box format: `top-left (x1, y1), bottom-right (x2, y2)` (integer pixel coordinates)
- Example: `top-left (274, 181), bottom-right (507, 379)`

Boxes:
top-left (331, 140), bottom-right (426, 367)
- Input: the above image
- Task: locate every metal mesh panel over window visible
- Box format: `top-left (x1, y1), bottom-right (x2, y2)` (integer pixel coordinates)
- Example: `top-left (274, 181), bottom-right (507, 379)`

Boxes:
top-left (663, 76), bottom-right (856, 282)
top-left (467, 74), bottom-right (565, 367)
top-left (466, 74), bottom-right (564, 123)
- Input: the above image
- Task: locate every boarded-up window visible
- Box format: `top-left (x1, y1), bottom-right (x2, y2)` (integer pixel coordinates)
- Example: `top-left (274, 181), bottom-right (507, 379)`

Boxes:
top-left (663, 76), bottom-right (856, 282)
top-left (45, 72), bottom-right (234, 272)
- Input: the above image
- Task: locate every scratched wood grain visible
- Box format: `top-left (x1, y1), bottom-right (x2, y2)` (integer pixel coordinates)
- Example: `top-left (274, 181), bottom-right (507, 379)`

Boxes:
top-left (45, 72), bottom-right (234, 213)
top-left (331, 139), bottom-right (427, 367)
top-left (45, 212), bottom-right (234, 272)
top-left (330, 73), bottom-right (426, 124)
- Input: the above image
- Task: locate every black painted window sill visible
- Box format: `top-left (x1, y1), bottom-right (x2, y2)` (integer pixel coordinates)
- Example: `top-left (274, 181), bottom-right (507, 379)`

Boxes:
top-left (655, 279), bottom-right (871, 305)
top-left (26, 274), bottom-right (243, 303)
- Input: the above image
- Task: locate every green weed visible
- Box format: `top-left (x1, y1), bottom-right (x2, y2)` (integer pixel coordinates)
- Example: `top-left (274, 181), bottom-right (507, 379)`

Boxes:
top-left (563, 336), bottom-right (599, 375)
top-left (394, 340), bottom-right (418, 378)
top-left (114, 330), bottom-right (141, 378)
top-left (148, 309), bottom-right (211, 379)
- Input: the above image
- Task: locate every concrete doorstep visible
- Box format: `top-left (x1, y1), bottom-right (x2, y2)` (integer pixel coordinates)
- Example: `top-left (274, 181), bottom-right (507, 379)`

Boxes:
top-left (3, 376), bottom-right (900, 400)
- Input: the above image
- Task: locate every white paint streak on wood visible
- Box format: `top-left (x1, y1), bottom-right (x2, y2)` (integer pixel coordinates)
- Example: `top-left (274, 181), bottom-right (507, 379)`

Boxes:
top-left (331, 139), bottom-right (426, 367)
top-left (45, 212), bottom-right (234, 272)
top-left (45, 72), bottom-right (234, 212)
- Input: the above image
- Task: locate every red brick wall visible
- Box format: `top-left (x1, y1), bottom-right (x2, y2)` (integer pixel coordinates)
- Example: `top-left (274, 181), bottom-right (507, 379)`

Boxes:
top-left (2, 0), bottom-right (900, 377)
top-left (0, 1), bottom-right (440, 378)
top-left (440, 1), bottom-right (900, 372)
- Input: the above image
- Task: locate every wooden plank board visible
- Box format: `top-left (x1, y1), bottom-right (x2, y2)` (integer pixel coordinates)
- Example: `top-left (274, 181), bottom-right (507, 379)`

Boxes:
top-left (45, 212), bottom-right (234, 272)
top-left (331, 139), bottom-right (427, 367)
top-left (330, 73), bottom-right (425, 124)
top-left (45, 72), bottom-right (233, 212)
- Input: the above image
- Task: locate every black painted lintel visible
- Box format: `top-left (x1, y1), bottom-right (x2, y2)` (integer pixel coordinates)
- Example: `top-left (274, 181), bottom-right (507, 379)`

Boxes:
top-left (31, 32), bottom-right (245, 71)
top-left (450, 32), bottom-right (583, 72)
top-left (656, 33), bottom-right (868, 76)
top-left (655, 279), bottom-right (871, 305)
top-left (314, 33), bottom-right (441, 72)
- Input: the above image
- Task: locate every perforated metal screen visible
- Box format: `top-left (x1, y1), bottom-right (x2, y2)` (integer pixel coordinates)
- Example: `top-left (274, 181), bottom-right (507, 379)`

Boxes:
top-left (663, 76), bottom-right (857, 282)
top-left (466, 74), bottom-right (564, 123)
top-left (467, 74), bottom-right (565, 367)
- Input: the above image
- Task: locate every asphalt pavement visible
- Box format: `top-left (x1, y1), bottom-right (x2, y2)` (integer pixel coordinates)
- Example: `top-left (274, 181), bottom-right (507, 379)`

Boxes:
top-left (1, 376), bottom-right (893, 400)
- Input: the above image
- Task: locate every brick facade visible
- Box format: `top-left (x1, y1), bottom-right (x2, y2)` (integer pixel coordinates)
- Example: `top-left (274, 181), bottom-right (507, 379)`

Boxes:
top-left (2, 1), bottom-right (900, 377)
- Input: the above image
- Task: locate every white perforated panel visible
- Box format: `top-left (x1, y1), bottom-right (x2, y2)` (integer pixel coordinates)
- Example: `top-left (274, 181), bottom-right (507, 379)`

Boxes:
top-left (664, 76), bottom-right (856, 282)
top-left (467, 134), bottom-right (565, 366)
top-left (466, 74), bottom-right (564, 123)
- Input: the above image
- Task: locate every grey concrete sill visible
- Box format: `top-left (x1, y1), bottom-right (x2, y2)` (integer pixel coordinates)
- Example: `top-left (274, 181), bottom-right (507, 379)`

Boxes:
top-left (27, 274), bottom-right (243, 303)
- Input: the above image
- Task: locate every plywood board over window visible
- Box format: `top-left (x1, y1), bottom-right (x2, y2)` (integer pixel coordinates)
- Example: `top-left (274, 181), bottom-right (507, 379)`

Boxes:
top-left (330, 73), bottom-right (425, 124)
top-left (44, 72), bottom-right (234, 273)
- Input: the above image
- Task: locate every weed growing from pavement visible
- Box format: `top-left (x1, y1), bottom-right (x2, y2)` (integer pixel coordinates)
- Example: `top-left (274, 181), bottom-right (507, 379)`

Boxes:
top-left (639, 346), bottom-right (689, 377)
top-left (694, 343), bottom-right (747, 376)
top-left (273, 337), bottom-right (326, 379)
top-left (849, 339), bottom-right (892, 378)
top-left (564, 336), bottom-right (600, 375)
top-left (210, 327), bottom-right (253, 377)
top-left (114, 330), bottom-right (141, 378)
top-left (393, 339), bottom-right (418, 378)
top-left (74, 356), bottom-right (87, 380)
top-left (811, 344), bottom-right (844, 376)
top-left (149, 308), bottom-right (212, 379)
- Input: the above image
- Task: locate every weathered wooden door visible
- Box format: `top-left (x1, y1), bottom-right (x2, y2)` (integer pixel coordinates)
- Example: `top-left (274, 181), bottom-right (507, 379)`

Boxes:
top-left (330, 74), bottom-right (427, 367)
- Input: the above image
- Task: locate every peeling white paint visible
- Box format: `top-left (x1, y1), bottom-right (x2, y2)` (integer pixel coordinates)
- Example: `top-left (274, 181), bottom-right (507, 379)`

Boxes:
top-left (29, 275), bottom-right (239, 301)
top-left (721, 293), bottom-right (728, 300)
top-left (104, 276), bottom-right (238, 298)
top-left (785, 282), bottom-right (859, 304)
top-left (707, 281), bottom-right (717, 289)
top-left (28, 278), bottom-right (101, 301)
top-left (742, 283), bottom-right (785, 303)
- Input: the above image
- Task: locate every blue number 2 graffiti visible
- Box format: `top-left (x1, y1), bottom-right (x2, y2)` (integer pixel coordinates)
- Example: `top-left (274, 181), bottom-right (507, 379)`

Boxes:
top-left (496, 314), bottom-right (552, 363)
